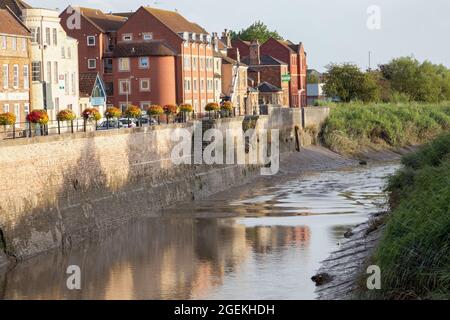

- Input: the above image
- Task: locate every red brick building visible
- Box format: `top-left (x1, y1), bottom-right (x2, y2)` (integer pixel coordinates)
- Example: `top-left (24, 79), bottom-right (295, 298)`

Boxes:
top-left (260, 38), bottom-right (307, 108)
top-left (115, 6), bottom-right (217, 112)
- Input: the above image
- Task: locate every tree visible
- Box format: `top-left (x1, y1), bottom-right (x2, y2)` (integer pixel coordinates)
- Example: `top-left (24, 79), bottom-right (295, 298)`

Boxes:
top-left (307, 73), bottom-right (320, 84)
top-left (231, 21), bottom-right (283, 43)
top-left (323, 63), bottom-right (379, 102)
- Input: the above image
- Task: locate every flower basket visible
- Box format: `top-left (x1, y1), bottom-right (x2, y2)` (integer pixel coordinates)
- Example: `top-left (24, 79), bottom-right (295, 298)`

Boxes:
top-left (221, 101), bottom-right (234, 117)
top-left (124, 105), bottom-right (142, 119)
top-left (179, 103), bottom-right (193, 113)
top-left (0, 112), bottom-right (16, 126)
top-left (147, 105), bottom-right (164, 116)
top-left (57, 109), bottom-right (76, 122)
top-left (163, 104), bottom-right (178, 115)
top-left (205, 102), bottom-right (220, 112)
top-left (82, 108), bottom-right (101, 121)
top-left (104, 107), bottom-right (122, 119)
top-left (26, 110), bottom-right (49, 125)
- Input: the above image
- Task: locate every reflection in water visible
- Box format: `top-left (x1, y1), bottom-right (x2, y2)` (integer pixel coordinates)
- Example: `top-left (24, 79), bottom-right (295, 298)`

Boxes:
top-left (0, 164), bottom-right (398, 300)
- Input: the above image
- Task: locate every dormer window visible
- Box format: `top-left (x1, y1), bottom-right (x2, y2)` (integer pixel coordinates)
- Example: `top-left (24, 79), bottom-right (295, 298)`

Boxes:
top-left (142, 33), bottom-right (153, 41)
top-left (199, 34), bottom-right (204, 42)
top-left (122, 34), bottom-right (133, 42)
top-left (191, 33), bottom-right (196, 41)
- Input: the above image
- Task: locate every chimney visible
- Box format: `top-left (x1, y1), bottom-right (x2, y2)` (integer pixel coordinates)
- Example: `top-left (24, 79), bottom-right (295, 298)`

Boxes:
top-left (221, 29), bottom-right (231, 48)
top-left (249, 40), bottom-right (260, 65)
top-left (212, 32), bottom-right (219, 51)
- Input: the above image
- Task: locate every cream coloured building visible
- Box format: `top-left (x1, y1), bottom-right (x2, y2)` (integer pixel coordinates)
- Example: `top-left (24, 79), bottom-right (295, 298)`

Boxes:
top-left (21, 7), bottom-right (79, 120)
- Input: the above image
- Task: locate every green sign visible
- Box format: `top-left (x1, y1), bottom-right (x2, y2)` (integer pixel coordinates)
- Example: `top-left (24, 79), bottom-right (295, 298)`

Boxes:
top-left (281, 74), bottom-right (291, 82)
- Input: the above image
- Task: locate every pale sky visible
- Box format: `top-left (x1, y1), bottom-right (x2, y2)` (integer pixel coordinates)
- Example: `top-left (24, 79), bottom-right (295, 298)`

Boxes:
top-left (27, 0), bottom-right (450, 72)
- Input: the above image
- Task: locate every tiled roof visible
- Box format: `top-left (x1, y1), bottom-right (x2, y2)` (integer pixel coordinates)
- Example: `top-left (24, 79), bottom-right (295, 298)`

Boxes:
top-left (143, 7), bottom-right (208, 34)
top-left (0, 9), bottom-right (29, 36)
top-left (220, 54), bottom-right (247, 67)
top-left (0, 0), bottom-right (31, 18)
top-left (77, 7), bottom-right (127, 32)
top-left (241, 55), bottom-right (287, 66)
top-left (79, 72), bottom-right (98, 97)
top-left (112, 41), bottom-right (176, 57)
top-left (258, 81), bottom-right (282, 93)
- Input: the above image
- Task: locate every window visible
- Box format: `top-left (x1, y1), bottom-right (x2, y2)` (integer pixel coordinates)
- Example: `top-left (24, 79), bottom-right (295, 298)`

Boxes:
top-left (30, 28), bottom-right (40, 44)
top-left (215, 79), bottom-right (219, 90)
top-left (200, 58), bottom-right (204, 70)
top-left (67, 47), bottom-right (71, 59)
top-left (11, 37), bottom-right (16, 50)
top-left (23, 65), bottom-right (29, 89)
top-left (119, 102), bottom-right (128, 111)
top-left (184, 56), bottom-right (190, 70)
top-left (71, 73), bottom-right (76, 95)
top-left (201, 79), bottom-right (204, 90)
top-left (87, 36), bottom-right (96, 46)
top-left (64, 73), bottom-right (69, 94)
top-left (24, 103), bottom-right (29, 116)
top-left (55, 97), bottom-right (59, 110)
top-left (193, 79), bottom-right (197, 91)
top-left (192, 57), bottom-right (197, 70)
top-left (3, 104), bottom-right (9, 112)
top-left (122, 33), bottom-right (133, 41)
top-left (46, 61), bottom-right (52, 83)
top-left (104, 59), bottom-right (113, 74)
top-left (140, 79), bottom-right (150, 92)
top-left (118, 58), bottom-right (130, 71)
top-left (53, 62), bottom-right (58, 84)
top-left (1, 36), bottom-right (6, 49)
top-left (61, 46), bottom-right (65, 58)
top-left (119, 79), bottom-right (131, 95)
top-left (52, 28), bottom-right (57, 46)
top-left (140, 102), bottom-right (151, 110)
top-left (45, 28), bottom-right (51, 45)
top-left (32, 62), bottom-right (41, 81)
top-left (105, 82), bottom-right (114, 96)
top-left (88, 59), bottom-right (96, 69)
top-left (139, 57), bottom-right (149, 69)
top-left (14, 104), bottom-right (20, 123)
top-left (184, 79), bottom-right (191, 90)
top-left (2, 64), bottom-right (8, 88)
top-left (22, 38), bottom-right (26, 51)
top-left (142, 33), bottom-right (153, 41)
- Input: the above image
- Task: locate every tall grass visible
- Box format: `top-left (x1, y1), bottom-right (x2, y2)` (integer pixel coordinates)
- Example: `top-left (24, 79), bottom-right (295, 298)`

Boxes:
top-left (320, 102), bottom-right (450, 155)
top-left (368, 133), bottom-right (450, 299)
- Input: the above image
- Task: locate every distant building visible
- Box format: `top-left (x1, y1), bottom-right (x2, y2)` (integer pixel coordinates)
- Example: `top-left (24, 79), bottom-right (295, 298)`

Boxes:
top-left (0, 8), bottom-right (31, 126)
top-left (307, 83), bottom-right (325, 106)
top-left (78, 72), bottom-right (107, 114)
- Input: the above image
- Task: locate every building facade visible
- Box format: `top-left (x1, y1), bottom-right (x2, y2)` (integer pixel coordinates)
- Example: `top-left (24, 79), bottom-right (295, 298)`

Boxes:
top-left (20, 7), bottom-right (79, 120)
top-left (0, 8), bottom-right (31, 126)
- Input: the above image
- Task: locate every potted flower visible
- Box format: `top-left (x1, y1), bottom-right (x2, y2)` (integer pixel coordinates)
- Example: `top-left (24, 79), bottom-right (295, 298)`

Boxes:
top-left (205, 102), bottom-right (220, 119)
top-left (26, 109), bottom-right (49, 136)
top-left (104, 107), bottom-right (122, 129)
top-left (82, 108), bottom-right (101, 132)
top-left (56, 109), bottom-right (76, 134)
top-left (147, 105), bottom-right (164, 124)
top-left (0, 112), bottom-right (16, 126)
top-left (179, 103), bottom-right (193, 122)
top-left (163, 104), bottom-right (178, 124)
top-left (221, 101), bottom-right (233, 117)
top-left (124, 105), bottom-right (142, 127)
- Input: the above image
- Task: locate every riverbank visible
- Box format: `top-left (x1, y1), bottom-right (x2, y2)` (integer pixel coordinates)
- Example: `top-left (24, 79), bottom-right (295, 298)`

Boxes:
top-left (313, 133), bottom-right (450, 300)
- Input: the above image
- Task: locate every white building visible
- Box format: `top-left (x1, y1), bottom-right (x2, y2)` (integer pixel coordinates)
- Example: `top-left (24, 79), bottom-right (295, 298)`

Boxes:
top-left (21, 8), bottom-right (79, 120)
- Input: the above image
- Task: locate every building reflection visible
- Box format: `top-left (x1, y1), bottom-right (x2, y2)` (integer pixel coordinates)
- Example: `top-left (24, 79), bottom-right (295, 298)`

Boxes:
top-left (0, 217), bottom-right (311, 300)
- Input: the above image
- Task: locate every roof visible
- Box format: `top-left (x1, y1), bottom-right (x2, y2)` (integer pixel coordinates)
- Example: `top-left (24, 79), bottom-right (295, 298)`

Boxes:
top-left (112, 41), bottom-right (176, 57)
top-left (258, 81), bottom-right (282, 93)
top-left (0, 0), bottom-right (31, 18)
top-left (79, 72), bottom-right (98, 97)
top-left (143, 7), bottom-right (208, 34)
top-left (220, 54), bottom-right (247, 67)
top-left (0, 8), bottom-right (30, 36)
top-left (77, 7), bottom-right (127, 32)
top-left (241, 55), bottom-right (287, 66)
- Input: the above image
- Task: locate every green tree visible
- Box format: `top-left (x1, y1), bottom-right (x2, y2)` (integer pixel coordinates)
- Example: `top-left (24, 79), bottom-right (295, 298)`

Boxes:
top-left (307, 73), bottom-right (320, 84)
top-left (323, 63), bottom-right (379, 102)
top-left (231, 21), bottom-right (283, 43)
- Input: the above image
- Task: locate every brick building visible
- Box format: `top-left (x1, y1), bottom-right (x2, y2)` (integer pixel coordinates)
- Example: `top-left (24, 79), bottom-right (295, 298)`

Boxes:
top-left (0, 8), bottom-right (31, 125)
top-left (234, 37), bottom-right (307, 108)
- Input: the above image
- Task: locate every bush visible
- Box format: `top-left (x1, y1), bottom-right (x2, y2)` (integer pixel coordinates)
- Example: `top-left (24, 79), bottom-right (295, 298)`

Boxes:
top-left (104, 107), bottom-right (122, 119)
top-left (124, 105), bottom-right (141, 119)
top-left (57, 109), bottom-right (76, 122)
top-left (0, 112), bottom-right (16, 125)
top-left (369, 133), bottom-right (450, 299)
top-left (147, 105), bottom-right (164, 116)
top-left (163, 104), bottom-right (178, 115)
top-left (82, 108), bottom-right (101, 121)
top-left (179, 103), bottom-right (193, 113)
top-left (26, 110), bottom-right (49, 125)
top-left (205, 102), bottom-right (220, 112)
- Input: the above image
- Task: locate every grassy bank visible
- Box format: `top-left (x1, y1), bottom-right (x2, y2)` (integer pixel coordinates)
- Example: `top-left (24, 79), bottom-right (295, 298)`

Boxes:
top-left (367, 133), bottom-right (450, 299)
top-left (320, 102), bottom-right (450, 155)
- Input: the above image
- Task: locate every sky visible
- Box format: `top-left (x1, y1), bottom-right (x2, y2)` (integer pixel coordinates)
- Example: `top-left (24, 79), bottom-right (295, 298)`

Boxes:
top-left (27, 0), bottom-right (450, 72)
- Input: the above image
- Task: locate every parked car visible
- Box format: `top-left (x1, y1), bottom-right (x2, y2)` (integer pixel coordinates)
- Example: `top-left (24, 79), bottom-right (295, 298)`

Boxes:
top-left (97, 120), bottom-right (123, 130)
top-left (119, 118), bottom-right (137, 128)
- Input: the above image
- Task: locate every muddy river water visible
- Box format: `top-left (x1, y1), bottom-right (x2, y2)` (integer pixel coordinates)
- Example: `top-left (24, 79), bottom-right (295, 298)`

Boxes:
top-left (0, 163), bottom-right (399, 300)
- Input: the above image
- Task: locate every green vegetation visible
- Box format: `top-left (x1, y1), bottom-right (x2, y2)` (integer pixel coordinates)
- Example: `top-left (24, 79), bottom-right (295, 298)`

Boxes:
top-left (230, 21), bottom-right (283, 43)
top-left (320, 102), bottom-right (450, 155)
top-left (368, 133), bottom-right (450, 299)
top-left (323, 57), bottom-right (450, 103)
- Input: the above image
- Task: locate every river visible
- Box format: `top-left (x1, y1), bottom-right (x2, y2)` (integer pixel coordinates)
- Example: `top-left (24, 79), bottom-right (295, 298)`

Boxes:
top-left (0, 163), bottom-right (399, 300)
